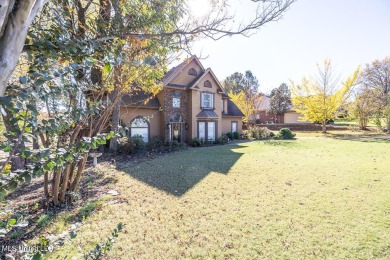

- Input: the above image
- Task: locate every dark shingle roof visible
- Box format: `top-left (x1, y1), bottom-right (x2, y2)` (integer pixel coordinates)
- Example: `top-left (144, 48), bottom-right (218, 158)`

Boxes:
top-left (162, 59), bottom-right (189, 82)
top-left (196, 110), bottom-right (219, 118)
top-left (224, 100), bottom-right (244, 117)
top-left (162, 66), bottom-right (179, 82)
top-left (254, 96), bottom-right (270, 110)
top-left (121, 91), bottom-right (161, 109)
top-left (187, 71), bottom-right (205, 87)
top-left (166, 83), bottom-right (188, 89)
top-left (254, 96), bottom-right (293, 111)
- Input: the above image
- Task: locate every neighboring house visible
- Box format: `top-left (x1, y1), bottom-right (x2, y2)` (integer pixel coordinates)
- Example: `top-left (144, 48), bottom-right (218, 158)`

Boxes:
top-left (249, 96), bottom-right (306, 124)
top-left (119, 56), bottom-right (244, 143)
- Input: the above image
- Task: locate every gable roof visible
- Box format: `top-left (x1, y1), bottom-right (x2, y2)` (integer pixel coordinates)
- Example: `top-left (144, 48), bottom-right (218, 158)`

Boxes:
top-left (162, 55), bottom-right (205, 86)
top-left (254, 95), bottom-right (294, 111)
top-left (255, 96), bottom-right (270, 110)
top-left (121, 90), bottom-right (161, 109)
top-left (223, 100), bottom-right (245, 117)
top-left (189, 68), bottom-right (224, 93)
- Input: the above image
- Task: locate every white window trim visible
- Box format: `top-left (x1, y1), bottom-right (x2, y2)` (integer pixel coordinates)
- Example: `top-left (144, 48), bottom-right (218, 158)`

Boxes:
top-left (172, 97), bottom-right (180, 108)
top-left (201, 92), bottom-right (214, 109)
top-left (231, 121), bottom-right (237, 133)
top-left (130, 117), bottom-right (149, 142)
top-left (207, 122), bottom-right (215, 141)
top-left (198, 121), bottom-right (217, 141)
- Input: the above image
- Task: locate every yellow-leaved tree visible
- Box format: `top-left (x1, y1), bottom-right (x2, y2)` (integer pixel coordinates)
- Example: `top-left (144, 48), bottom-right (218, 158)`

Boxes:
top-left (228, 91), bottom-right (255, 124)
top-left (291, 60), bottom-right (360, 133)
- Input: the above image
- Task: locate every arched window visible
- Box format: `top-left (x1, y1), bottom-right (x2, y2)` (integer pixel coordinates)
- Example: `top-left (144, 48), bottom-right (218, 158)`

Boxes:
top-left (188, 68), bottom-right (197, 76)
top-left (129, 117), bottom-right (149, 142)
top-left (204, 80), bottom-right (212, 88)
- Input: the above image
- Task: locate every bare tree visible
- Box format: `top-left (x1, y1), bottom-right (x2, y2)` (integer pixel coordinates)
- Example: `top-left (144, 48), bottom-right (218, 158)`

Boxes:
top-left (361, 57), bottom-right (390, 97)
top-left (360, 57), bottom-right (390, 128)
top-left (350, 87), bottom-right (381, 130)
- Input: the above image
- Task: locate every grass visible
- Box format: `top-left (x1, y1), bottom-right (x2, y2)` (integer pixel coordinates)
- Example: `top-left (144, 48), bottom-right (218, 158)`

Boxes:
top-left (78, 200), bottom-right (104, 219)
top-left (40, 132), bottom-right (390, 258)
top-left (333, 117), bottom-right (384, 127)
top-left (37, 213), bottom-right (54, 228)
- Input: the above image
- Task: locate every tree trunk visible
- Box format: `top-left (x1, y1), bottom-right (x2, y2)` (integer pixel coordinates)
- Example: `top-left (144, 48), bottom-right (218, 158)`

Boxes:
top-left (1, 109), bottom-right (25, 170)
top-left (58, 164), bottom-right (73, 202)
top-left (52, 169), bottom-right (62, 205)
top-left (322, 120), bottom-right (327, 133)
top-left (109, 96), bottom-right (120, 153)
top-left (0, 0), bottom-right (48, 96)
top-left (32, 127), bottom-right (39, 149)
top-left (44, 171), bottom-right (50, 200)
top-left (69, 155), bottom-right (88, 192)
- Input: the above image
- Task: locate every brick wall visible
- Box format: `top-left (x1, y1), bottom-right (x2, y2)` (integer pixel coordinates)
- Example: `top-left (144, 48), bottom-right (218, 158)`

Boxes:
top-left (251, 111), bottom-right (284, 124)
top-left (255, 123), bottom-right (348, 131)
top-left (163, 88), bottom-right (189, 142)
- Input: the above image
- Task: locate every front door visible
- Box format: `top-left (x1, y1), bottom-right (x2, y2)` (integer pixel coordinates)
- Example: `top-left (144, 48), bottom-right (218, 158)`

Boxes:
top-left (172, 123), bottom-right (181, 142)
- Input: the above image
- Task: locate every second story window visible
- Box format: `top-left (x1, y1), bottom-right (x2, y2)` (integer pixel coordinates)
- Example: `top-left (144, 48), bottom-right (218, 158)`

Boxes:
top-left (172, 92), bottom-right (181, 108)
top-left (173, 97), bottom-right (180, 108)
top-left (201, 92), bottom-right (214, 109)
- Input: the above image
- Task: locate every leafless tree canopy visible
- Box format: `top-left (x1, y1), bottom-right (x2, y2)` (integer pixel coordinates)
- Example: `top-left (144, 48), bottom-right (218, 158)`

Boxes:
top-left (361, 57), bottom-right (390, 96)
top-left (97, 0), bottom-right (296, 42)
top-left (313, 60), bottom-right (341, 96)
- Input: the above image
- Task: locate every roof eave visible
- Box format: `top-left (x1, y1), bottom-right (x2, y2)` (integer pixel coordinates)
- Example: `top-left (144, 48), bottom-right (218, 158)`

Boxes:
top-left (222, 115), bottom-right (244, 118)
top-left (122, 105), bottom-right (161, 109)
top-left (163, 55), bottom-right (205, 86)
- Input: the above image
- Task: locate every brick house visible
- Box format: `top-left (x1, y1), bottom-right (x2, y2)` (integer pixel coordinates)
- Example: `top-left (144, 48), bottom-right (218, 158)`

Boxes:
top-left (119, 56), bottom-right (244, 143)
top-left (248, 96), bottom-right (307, 124)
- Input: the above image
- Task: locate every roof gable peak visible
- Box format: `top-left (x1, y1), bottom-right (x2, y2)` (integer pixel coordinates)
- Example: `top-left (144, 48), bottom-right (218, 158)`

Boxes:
top-left (163, 55), bottom-right (205, 86)
top-left (189, 68), bottom-right (224, 93)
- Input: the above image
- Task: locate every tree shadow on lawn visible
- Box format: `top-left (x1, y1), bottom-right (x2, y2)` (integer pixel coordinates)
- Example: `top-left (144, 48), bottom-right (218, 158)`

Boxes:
top-left (117, 143), bottom-right (247, 196)
top-left (326, 134), bottom-right (390, 144)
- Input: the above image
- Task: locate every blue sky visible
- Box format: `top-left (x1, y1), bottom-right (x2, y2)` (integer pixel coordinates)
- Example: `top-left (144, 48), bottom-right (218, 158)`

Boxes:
top-left (182, 0), bottom-right (390, 94)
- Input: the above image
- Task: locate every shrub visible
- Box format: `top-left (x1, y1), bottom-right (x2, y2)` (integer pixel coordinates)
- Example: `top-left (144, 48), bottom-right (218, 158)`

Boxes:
top-left (129, 135), bottom-right (145, 153)
top-left (171, 140), bottom-right (181, 150)
top-left (233, 131), bottom-right (240, 139)
top-left (117, 135), bottom-right (145, 154)
top-left (246, 126), bottom-right (272, 140)
top-left (214, 135), bottom-right (229, 145)
top-left (163, 140), bottom-right (186, 151)
top-left (226, 132), bottom-right (234, 139)
top-left (191, 138), bottom-right (202, 147)
top-left (279, 128), bottom-right (295, 139)
top-left (117, 137), bottom-right (134, 154)
top-left (146, 136), bottom-right (164, 152)
top-left (243, 129), bottom-right (251, 139)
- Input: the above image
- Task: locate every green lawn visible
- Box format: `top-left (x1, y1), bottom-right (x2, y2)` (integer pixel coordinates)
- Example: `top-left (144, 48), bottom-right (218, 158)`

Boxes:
top-left (333, 118), bottom-right (383, 127)
top-left (46, 133), bottom-right (389, 259)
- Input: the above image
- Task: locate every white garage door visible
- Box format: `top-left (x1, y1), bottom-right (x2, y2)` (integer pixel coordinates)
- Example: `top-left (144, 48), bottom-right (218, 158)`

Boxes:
top-left (284, 112), bottom-right (305, 124)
